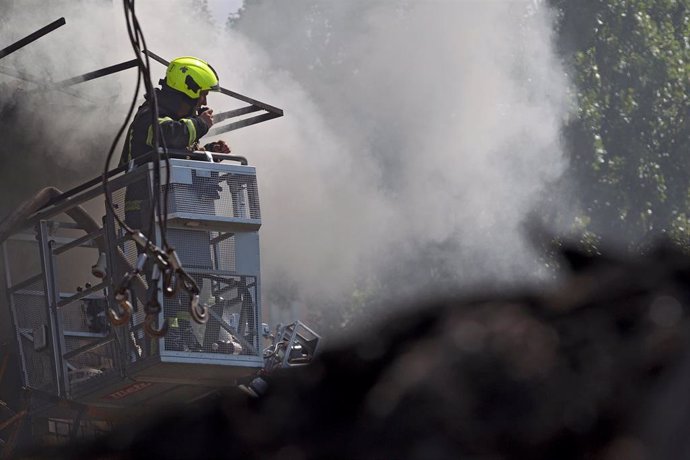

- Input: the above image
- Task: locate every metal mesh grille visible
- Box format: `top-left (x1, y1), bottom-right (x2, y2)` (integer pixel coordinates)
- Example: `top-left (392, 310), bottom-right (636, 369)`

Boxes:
top-left (107, 174), bottom-right (154, 365)
top-left (165, 229), bottom-right (236, 272)
top-left (106, 164), bottom-right (261, 361)
top-left (110, 175), bottom-right (152, 295)
top-left (108, 167), bottom-right (151, 229)
top-left (211, 231), bottom-right (236, 273)
top-left (116, 240), bottom-right (148, 289)
top-left (166, 229), bottom-right (213, 269)
top-left (11, 282), bottom-right (54, 390)
top-left (59, 299), bottom-right (90, 332)
top-left (110, 186), bottom-right (127, 228)
top-left (4, 240), bottom-right (42, 285)
top-left (46, 418), bottom-right (111, 444)
top-left (65, 338), bottom-right (118, 392)
top-left (3, 161), bottom-right (264, 400)
top-left (162, 275), bottom-right (259, 357)
top-left (164, 167), bottom-right (261, 220)
top-left (58, 294), bottom-right (118, 393)
top-left (226, 172), bottom-right (261, 219)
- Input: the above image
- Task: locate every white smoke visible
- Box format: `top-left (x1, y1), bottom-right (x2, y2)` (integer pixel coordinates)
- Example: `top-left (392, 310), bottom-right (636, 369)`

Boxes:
top-left (0, 0), bottom-right (571, 329)
top-left (223, 1), bottom-right (572, 322)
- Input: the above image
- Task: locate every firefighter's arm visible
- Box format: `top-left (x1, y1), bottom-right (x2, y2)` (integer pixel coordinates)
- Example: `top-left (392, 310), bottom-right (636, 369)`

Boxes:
top-left (153, 113), bottom-right (212, 149)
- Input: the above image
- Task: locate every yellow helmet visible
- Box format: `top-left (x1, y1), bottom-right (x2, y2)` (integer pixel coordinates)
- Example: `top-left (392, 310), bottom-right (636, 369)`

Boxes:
top-left (164, 56), bottom-right (219, 99)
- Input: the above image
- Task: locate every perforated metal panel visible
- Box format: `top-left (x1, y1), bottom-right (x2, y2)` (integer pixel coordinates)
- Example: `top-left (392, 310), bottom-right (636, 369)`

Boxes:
top-left (4, 158), bottom-right (265, 406)
top-left (10, 283), bottom-right (55, 391)
top-left (64, 337), bottom-right (118, 392)
top-left (164, 230), bottom-right (238, 273)
top-left (166, 229), bottom-right (213, 269)
top-left (110, 184), bottom-right (150, 317)
top-left (164, 162), bottom-right (261, 221)
top-left (58, 295), bottom-right (119, 394)
top-left (211, 231), bottom-right (236, 273)
top-left (110, 186), bottom-right (127, 225)
top-left (161, 275), bottom-right (259, 356)
top-left (46, 418), bottom-right (111, 444)
top-left (108, 168), bottom-right (263, 362)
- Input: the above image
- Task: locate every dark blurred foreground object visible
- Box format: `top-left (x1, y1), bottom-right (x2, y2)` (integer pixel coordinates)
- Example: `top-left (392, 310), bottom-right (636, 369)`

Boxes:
top-left (20, 243), bottom-right (690, 459)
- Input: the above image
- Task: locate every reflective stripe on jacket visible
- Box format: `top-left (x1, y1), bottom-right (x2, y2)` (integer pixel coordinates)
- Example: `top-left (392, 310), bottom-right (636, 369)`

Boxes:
top-left (119, 89), bottom-right (209, 166)
top-left (119, 89), bottom-right (210, 215)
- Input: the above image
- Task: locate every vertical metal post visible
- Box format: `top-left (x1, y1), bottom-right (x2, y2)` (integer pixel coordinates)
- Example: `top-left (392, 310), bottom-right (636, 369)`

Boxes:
top-left (48, 237), bottom-right (70, 397)
top-left (211, 235), bottom-right (222, 303)
top-left (254, 275), bottom-right (262, 352)
top-left (230, 184), bottom-right (246, 220)
top-left (153, 209), bottom-right (165, 355)
top-left (37, 220), bottom-right (67, 397)
top-left (239, 184), bottom-right (248, 219)
top-left (2, 242), bottom-right (13, 297)
top-left (103, 187), bottom-right (127, 376)
top-left (2, 242), bottom-right (28, 386)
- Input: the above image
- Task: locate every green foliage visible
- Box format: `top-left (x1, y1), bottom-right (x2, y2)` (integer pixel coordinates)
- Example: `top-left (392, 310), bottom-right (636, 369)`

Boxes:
top-left (551, 0), bottom-right (690, 249)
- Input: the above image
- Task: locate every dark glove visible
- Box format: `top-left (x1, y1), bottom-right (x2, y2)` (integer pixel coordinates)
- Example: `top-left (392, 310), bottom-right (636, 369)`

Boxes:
top-left (204, 140), bottom-right (231, 154)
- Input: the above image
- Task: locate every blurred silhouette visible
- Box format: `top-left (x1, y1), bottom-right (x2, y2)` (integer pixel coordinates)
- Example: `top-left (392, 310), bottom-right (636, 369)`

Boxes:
top-left (17, 241), bottom-right (690, 460)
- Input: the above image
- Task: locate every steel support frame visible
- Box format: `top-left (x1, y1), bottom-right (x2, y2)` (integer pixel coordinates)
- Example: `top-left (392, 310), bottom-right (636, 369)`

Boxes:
top-left (103, 179), bottom-right (134, 380)
top-left (37, 220), bottom-right (69, 398)
top-left (2, 242), bottom-right (29, 388)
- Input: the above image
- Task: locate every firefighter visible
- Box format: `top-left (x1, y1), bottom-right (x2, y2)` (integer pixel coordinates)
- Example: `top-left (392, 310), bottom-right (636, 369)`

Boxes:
top-left (119, 55), bottom-right (230, 164)
top-left (118, 57), bottom-right (228, 345)
top-left (119, 55), bottom-right (230, 229)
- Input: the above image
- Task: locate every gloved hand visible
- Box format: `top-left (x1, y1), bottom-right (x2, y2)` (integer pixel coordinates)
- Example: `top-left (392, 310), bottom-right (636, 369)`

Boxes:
top-left (204, 140), bottom-right (231, 154)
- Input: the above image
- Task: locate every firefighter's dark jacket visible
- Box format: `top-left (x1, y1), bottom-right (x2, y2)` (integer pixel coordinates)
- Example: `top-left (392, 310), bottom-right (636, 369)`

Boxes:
top-left (119, 87), bottom-right (210, 165)
top-left (120, 87), bottom-right (210, 215)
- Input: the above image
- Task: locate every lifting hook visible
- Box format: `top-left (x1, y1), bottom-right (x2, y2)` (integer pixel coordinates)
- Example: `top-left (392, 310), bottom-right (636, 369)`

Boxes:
top-left (189, 294), bottom-right (208, 324)
top-left (144, 314), bottom-right (168, 337)
top-left (108, 292), bottom-right (132, 326)
top-left (163, 268), bottom-right (177, 297)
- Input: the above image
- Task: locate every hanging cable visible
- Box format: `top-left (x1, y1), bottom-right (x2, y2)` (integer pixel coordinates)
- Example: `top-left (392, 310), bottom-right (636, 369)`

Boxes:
top-left (102, 0), bottom-right (171, 246)
top-left (102, 0), bottom-right (206, 335)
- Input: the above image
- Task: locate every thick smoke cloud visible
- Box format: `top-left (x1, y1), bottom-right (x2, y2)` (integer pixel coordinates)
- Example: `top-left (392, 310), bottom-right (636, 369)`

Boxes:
top-left (230, 1), bottom-right (571, 326)
top-left (0, 0), bottom-right (571, 332)
top-left (0, 0), bottom-right (131, 201)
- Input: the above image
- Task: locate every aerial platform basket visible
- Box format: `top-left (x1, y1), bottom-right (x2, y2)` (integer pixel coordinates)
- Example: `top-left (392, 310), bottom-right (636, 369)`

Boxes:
top-left (2, 152), bottom-right (265, 411)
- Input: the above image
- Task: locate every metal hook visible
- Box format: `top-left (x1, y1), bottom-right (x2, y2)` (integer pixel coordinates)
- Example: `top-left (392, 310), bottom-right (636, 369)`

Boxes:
top-left (144, 297), bottom-right (162, 316)
top-left (134, 252), bottom-right (148, 273)
top-left (189, 294), bottom-right (208, 324)
top-left (144, 314), bottom-right (169, 337)
top-left (108, 293), bottom-right (132, 326)
top-left (166, 248), bottom-right (182, 271)
top-left (180, 272), bottom-right (200, 295)
top-left (116, 271), bottom-right (134, 294)
top-left (163, 268), bottom-right (177, 297)
top-left (130, 231), bottom-right (149, 249)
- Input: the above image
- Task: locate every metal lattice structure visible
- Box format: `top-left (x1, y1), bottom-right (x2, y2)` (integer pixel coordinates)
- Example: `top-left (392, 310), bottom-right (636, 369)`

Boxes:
top-left (2, 155), bottom-right (265, 410)
top-left (0, 16), bottom-right (318, 456)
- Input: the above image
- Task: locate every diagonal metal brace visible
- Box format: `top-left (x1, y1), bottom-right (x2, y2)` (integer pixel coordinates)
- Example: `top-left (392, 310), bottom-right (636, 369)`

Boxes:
top-left (37, 59), bottom-right (139, 91)
top-left (54, 59), bottom-right (139, 88)
top-left (0, 17), bottom-right (66, 60)
top-left (207, 112), bottom-right (282, 136)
